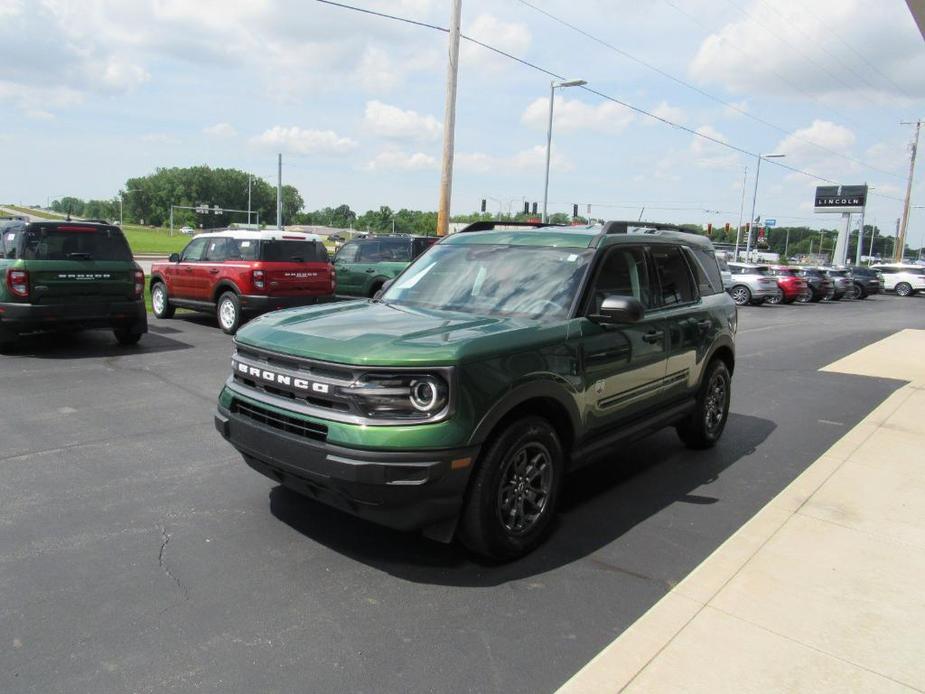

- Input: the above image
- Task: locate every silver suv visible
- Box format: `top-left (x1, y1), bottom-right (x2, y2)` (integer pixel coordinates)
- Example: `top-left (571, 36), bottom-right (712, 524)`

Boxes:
top-left (727, 262), bottom-right (780, 306)
top-left (870, 264), bottom-right (925, 297)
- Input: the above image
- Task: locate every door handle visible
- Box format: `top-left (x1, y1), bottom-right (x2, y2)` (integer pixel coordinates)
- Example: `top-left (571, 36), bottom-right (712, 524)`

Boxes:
top-left (697, 319), bottom-right (712, 331)
top-left (208, 268), bottom-right (219, 274)
top-left (642, 330), bottom-right (664, 344)
top-left (365, 268), bottom-right (376, 273)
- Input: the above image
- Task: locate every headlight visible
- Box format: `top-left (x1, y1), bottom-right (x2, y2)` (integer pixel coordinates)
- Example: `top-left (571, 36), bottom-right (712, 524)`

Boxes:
top-left (341, 372), bottom-right (450, 420)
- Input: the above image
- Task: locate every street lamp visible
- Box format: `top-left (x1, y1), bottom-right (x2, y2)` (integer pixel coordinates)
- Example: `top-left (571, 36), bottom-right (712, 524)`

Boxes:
top-left (745, 153), bottom-right (785, 260)
top-left (542, 78), bottom-right (587, 223)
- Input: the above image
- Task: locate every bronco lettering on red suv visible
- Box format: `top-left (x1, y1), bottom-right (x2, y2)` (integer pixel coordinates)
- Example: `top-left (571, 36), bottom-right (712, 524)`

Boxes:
top-left (150, 229), bottom-right (335, 334)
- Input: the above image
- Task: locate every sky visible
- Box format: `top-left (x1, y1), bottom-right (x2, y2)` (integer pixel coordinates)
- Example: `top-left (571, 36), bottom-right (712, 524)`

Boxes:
top-left (2, 0), bottom-right (925, 243)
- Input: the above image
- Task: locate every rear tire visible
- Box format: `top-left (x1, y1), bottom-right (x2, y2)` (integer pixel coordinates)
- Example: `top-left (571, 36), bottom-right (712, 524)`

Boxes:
top-left (854, 282), bottom-right (867, 299)
top-left (368, 281), bottom-right (384, 299)
top-left (114, 328), bottom-right (142, 346)
top-left (730, 285), bottom-right (751, 306)
top-left (766, 290), bottom-right (783, 305)
top-left (217, 291), bottom-right (241, 334)
top-left (677, 359), bottom-right (731, 450)
top-left (151, 282), bottom-right (175, 319)
top-left (895, 282), bottom-right (913, 297)
top-left (459, 416), bottom-right (564, 560)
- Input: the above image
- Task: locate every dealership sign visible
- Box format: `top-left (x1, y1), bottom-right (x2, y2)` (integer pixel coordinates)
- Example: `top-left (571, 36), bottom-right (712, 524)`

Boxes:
top-left (814, 185), bottom-right (868, 214)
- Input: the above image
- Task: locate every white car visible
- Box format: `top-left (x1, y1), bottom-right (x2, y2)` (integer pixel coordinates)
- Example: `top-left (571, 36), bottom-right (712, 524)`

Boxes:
top-left (727, 262), bottom-right (781, 305)
top-left (869, 264), bottom-right (925, 297)
top-left (179, 225), bottom-right (195, 236)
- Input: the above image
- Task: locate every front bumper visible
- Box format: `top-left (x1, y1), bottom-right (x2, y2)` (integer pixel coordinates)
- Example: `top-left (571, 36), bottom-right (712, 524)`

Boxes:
top-left (0, 299), bottom-right (147, 335)
top-left (215, 403), bottom-right (480, 532)
top-left (239, 293), bottom-right (335, 315)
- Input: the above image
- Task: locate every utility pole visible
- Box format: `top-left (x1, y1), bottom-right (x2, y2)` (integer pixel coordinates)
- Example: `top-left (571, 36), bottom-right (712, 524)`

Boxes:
top-left (734, 165), bottom-right (747, 261)
top-left (436, 0), bottom-right (462, 237)
top-left (896, 120), bottom-right (921, 262)
top-left (277, 153), bottom-right (283, 230)
top-left (247, 175), bottom-right (253, 226)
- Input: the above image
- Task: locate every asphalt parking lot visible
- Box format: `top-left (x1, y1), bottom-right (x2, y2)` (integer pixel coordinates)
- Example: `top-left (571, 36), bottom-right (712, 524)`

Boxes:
top-left (3, 295), bottom-right (924, 694)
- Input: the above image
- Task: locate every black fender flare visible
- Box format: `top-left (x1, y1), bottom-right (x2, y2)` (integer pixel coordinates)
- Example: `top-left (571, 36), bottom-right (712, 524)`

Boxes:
top-left (467, 378), bottom-right (582, 449)
top-left (212, 280), bottom-right (241, 303)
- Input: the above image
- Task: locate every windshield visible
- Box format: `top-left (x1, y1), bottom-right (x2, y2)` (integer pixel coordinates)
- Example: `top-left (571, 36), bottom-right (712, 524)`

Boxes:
top-left (382, 244), bottom-right (593, 320)
top-left (20, 226), bottom-right (133, 261)
top-left (259, 240), bottom-right (329, 263)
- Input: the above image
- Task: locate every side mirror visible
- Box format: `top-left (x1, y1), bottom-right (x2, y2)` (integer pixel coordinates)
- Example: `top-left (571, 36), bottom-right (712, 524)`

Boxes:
top-left (169, 253), bottom-right (180, 263)
top-left (590, 295), bottom-right (645, 325)
top-left (373, 279), bottom-right (394, 301)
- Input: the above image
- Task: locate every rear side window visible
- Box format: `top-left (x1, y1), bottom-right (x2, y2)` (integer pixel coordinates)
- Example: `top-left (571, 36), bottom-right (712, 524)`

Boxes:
top-left (651, 246), bottom-right (696, 306)
top-left (2, 223), bottom-right (25, 259)
top-left (259, 240), bottom-right (329, 263)
top-left (683, 246), bottom-right (722, 295)
top-left (20, 226), bottom-right (132, 261)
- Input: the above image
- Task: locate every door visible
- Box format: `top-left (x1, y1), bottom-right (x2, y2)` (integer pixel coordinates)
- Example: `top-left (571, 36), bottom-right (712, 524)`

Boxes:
top-left (576, 244), bottom-right (668, 433)
top-left (333, 241), bottom-right (360, 295)
top-left (171, 237), bottom-right (208, 300)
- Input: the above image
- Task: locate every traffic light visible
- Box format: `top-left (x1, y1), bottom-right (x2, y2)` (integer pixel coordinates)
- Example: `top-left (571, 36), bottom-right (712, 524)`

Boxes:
top-left (480, 199), bottom-right (486, 213)
top-left (707, 223), bottom-right (713, 234)
top-left (573, 204), bottom-right (578, 218)
top-left (531, 202), bottom-right (538, 214)
top-left (524, 201), bottom-right (530, 214)
top-left (724, 222), bottom-right (730, 233)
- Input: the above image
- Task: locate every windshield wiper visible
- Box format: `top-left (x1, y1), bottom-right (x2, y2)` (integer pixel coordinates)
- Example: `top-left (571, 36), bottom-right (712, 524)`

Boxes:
top-left (67, 252), bottom-right (93, 260)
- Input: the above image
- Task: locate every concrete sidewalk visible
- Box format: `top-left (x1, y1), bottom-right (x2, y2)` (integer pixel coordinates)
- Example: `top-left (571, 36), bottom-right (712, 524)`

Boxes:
top-left (560, 329), bottom-right (925, 693)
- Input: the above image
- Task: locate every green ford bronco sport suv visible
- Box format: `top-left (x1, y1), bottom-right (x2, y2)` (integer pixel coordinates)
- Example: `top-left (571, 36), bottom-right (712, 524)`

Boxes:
top-left (215, 221), bottom-right (736, 559)
top-left (0, 220), bottom-right (147, 349)
top-left (334, 235), bottom-right (437, 298)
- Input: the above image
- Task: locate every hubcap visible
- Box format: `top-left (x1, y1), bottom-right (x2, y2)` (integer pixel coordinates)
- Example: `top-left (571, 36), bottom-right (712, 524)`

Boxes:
top-left (153, 287), bottom-right (165, 314)
top-left (898, 284), bottom-right (911, 297)
top-left (767, 290), bottom-right (782, 304)
top-left (497, 442), bottom-right (553, 536)
top-left (219, 299), bottom-right (236, 328)
top-left (704, 372), bottom-right (728, 433)
top-left (731, 287), bottom-right (748, 305)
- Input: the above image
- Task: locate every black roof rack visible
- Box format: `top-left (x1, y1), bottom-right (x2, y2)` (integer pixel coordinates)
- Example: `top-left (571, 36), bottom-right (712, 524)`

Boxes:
top-left (458, 220), bottom-right (562, 233)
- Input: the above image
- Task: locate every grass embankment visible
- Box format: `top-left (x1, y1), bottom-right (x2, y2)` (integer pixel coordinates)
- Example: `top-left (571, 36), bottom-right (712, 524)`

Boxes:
top-left (2, 205), bottom-right (63, 219)
top-left (120, 225), bottom-right (189, 255)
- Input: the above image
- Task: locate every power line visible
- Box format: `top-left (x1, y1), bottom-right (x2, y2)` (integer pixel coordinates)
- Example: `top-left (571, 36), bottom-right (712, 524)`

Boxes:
top-left (311, 0), bottom-right (905, 204)
top-left (515, 0), bottom-right (904, 180)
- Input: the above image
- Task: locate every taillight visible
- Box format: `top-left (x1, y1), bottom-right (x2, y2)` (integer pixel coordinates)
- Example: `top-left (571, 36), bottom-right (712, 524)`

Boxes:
top-left (253, 270), bottom-right (265, 291)
top-left (7, 269), bottom-right (29, 298)
top-left (133, 270), bottom-right (144, 299)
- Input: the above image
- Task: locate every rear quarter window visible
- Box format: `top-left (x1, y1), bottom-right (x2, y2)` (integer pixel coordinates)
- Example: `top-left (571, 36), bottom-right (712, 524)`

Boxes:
top-left (683, 246), bottom-right (723, 295)
top-left (260, 239), bottom-right (329, 263)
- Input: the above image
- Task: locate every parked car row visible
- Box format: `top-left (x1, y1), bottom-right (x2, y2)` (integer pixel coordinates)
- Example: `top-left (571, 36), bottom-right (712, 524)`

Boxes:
top-left (724, 261), bottom-right (923, 307)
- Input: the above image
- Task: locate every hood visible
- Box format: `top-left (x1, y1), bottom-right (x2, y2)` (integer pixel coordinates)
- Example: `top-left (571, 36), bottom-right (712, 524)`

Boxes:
top-left (234, 300), bottom-right (568, 366)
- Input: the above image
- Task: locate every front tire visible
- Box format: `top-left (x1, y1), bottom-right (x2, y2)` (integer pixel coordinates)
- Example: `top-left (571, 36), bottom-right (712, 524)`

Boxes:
top-left (459, 416), bottom-right (564, 560)
top-left (895, 282), bottom-right (913, 297)
top-left (217, 291), bottom-right (241, 334)
top-left (730, 285), bottom-right (751, 306)
top-left (151, 282), bottom-right (175, 319)
top-left (854, 282), bottom-right (867, 299)
top-left (767, 289), bottom-right (783, 305)
top-left (677, 359), bottom-right (731, 450)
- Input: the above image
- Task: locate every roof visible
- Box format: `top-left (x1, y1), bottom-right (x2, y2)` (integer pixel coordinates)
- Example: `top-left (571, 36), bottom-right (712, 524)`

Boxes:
top-left (193, 229), bottom-right (322, 242)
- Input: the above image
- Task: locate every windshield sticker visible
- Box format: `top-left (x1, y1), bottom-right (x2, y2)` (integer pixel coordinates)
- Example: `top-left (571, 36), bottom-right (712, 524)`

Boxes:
top-left (240, 241), bottom-right (251, 248)
top-left (567, 254), bottom-right (578, 262)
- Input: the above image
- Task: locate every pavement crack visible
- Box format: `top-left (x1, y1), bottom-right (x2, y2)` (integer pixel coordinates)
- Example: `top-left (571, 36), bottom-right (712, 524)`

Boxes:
top-left (158, 525), bottom-right (189, 601)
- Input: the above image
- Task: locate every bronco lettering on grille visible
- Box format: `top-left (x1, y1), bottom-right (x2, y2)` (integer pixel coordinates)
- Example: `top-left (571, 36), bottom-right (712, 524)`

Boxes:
top-left (234, 360), bottom-right (330, 394)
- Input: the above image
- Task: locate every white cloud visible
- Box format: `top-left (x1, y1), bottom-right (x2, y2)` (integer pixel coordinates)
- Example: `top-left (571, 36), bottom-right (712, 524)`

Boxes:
top-left (461, 14), bottom-right (531, 71)
top-left (364, 101), bottom-right (441, 141)
top-left (648, 101), bottom-right (686, 125)
top-left (203, 122), bottom-right (237, 138)
top-left (773, 120), bottom-right (857, 179)
top-left (690, 0), bottom-right (925, 100)
top-left (364, 150), bottom-right (437, 172)
top-left (0, 0), bottom-right (23, 19)
top-left (457, 145), bottom-right (573, 174)
top-left (690, 125), bottom-right (740, 169)
top-left (251, 126), bottom-right (358, 156)
top-left (521, 96), bottom-right (634, 134)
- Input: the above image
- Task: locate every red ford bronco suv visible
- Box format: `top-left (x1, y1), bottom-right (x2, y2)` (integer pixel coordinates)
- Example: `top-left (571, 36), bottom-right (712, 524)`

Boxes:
top-left (150, 229), bottom-right (335, 334)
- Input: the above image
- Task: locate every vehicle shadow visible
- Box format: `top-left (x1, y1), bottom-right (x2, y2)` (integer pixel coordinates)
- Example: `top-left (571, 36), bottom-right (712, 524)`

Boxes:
top-left (1, 328), bottom-right (193, 358)
top-left (268, 412), bottom-right (776, 586)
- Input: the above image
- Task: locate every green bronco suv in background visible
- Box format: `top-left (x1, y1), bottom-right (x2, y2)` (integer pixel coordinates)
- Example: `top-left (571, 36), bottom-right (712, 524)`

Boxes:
top-left (215, 221), bottom-right (736, 559)
top-left (334, 235), bottom-right (437, 298)
top-left (0, 220), bottom-right (147, 349)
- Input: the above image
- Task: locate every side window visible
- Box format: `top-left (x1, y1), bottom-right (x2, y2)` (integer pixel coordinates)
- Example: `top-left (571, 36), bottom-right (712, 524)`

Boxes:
top-left (336, 242), bottom-right (359, 263)
top-left (3, 227), bottom-right (23, 259)
top-left (204, 238), bottom-right (230, 261)
top-left (380, 239), bottom-right (412, 261)
top-left (357, 242), bottom-right (383, 262)
top-left (412, 238), bottom-right (437, 258)
top-left (651, 246), bottom-right (697, 307)
top-left (684, 246), bottom-right (721, 295)
top-left (233, 239), bottom-right (257, 260)
top-left (878, 266), bottom-right (895, 274)
top-left (586, 245), bottom-right (653, 313)
top-left (180, 237), bottom-right (207, 262)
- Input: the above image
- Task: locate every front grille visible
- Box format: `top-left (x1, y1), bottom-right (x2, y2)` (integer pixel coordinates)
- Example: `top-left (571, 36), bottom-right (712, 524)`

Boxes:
top-left (232, 399), bottom-right (328, 442)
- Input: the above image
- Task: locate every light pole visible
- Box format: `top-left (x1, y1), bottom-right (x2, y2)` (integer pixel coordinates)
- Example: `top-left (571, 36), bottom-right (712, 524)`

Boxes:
top-left (745, 153), bottom-right (785, 260)
top-left (733, 165), bottom-right (748, 261)
top-left (542, 78), bottom-right (587, 223)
